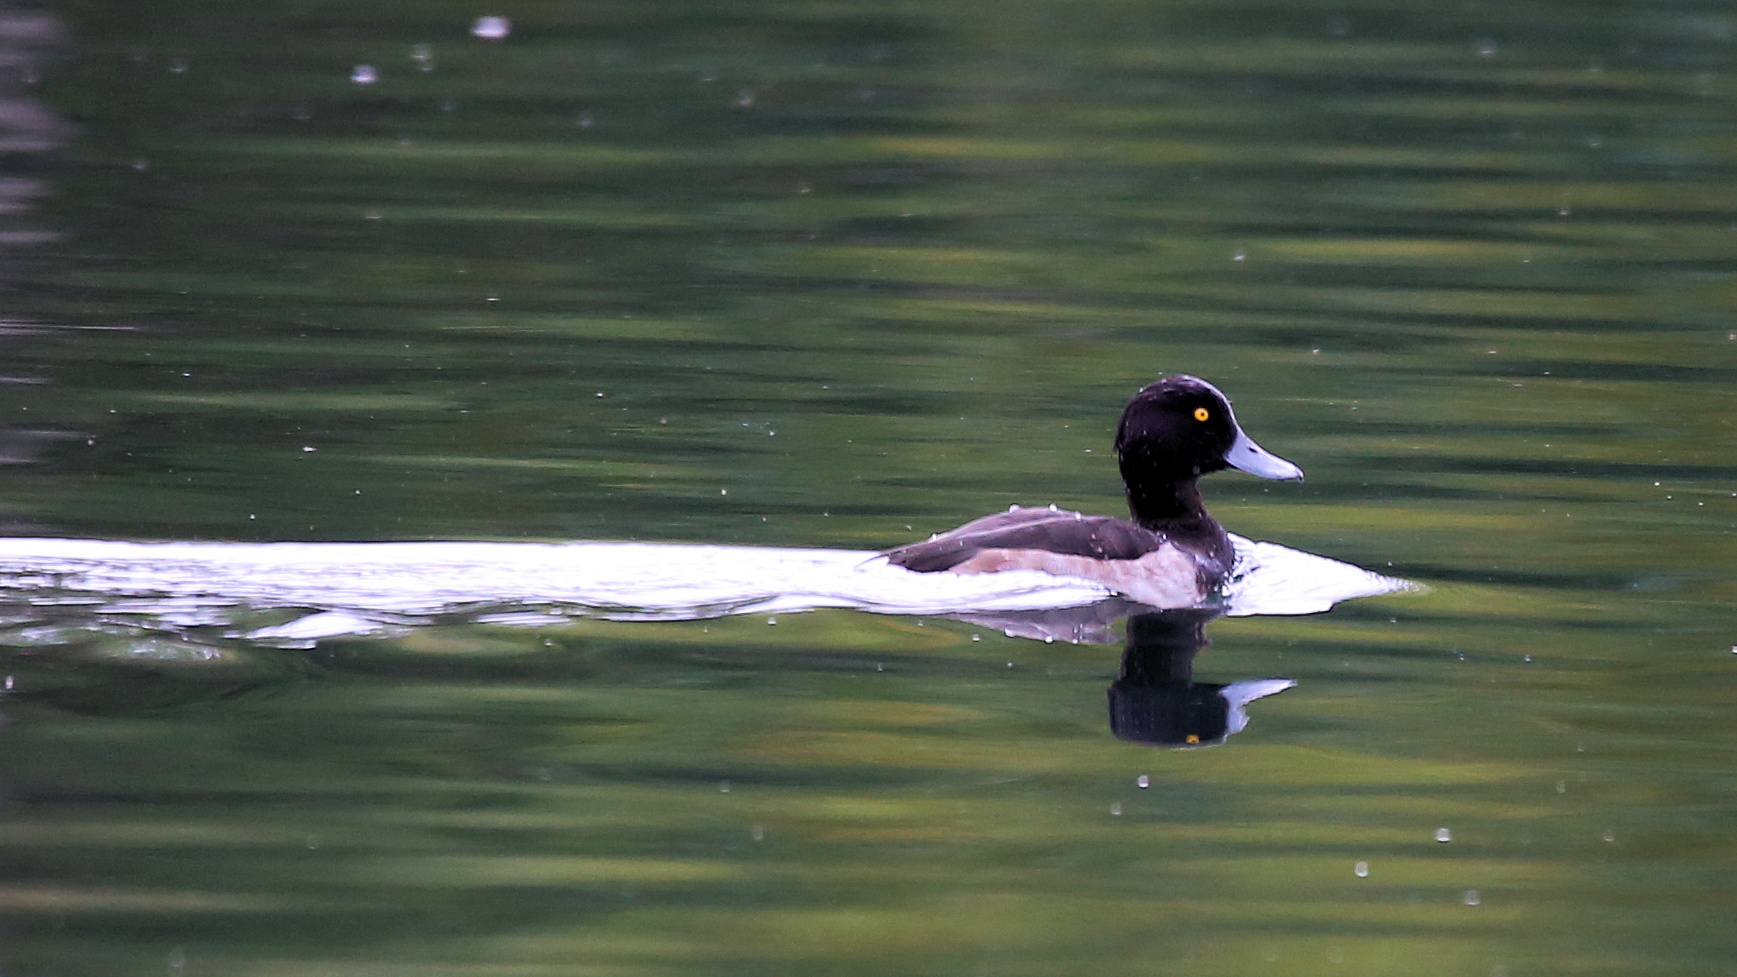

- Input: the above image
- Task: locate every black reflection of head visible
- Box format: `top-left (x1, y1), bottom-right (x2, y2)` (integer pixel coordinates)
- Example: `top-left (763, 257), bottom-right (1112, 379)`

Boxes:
top-left (940, 601), bottom-right (1295, 749)
top-left (1109, 609), bottom-right (1293, 749)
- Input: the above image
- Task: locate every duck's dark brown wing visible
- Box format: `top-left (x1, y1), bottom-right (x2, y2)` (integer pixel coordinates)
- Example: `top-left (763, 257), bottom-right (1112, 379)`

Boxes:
top-left (885, 506), bottom-right (1168, 572)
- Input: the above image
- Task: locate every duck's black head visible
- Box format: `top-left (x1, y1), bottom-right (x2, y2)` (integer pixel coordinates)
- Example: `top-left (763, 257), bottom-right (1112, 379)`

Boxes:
top-left (1114, 375), bottom-right (1302, 530)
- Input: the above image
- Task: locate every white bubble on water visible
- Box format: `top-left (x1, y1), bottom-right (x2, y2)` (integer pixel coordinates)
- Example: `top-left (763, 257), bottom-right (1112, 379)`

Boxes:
top-left (472, 16), bottom-right (511, 39)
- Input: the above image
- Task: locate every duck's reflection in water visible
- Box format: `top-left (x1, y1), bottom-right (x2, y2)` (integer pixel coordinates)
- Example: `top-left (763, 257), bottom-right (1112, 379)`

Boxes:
top-left (1109, 609), bottom-right (1292, 748)
top-left (951, 601), bottom-right (1293, 749)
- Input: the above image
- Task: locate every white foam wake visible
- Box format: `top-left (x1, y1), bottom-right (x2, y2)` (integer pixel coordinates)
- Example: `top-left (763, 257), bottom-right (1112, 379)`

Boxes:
top-left (0, 535), bottom-right (1411, 644)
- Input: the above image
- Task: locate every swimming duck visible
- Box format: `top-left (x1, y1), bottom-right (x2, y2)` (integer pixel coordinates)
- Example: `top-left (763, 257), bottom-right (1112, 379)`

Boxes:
top-left (885, 375), bottom-right (1303, 607)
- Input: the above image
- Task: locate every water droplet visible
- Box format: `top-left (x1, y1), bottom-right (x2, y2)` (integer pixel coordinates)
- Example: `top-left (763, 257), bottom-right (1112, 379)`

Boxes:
top-left (1463, 889), bottom-right (1481, 906)
top-left (168, 58), bottom-right (189, 74)
top-left (1475, 39), bottom-right (1498, 57)
top-left (718, 780), bottom-right (730, 793)
top-left (1136, 775), bottom-right (1150, 789)
top-left (1232, 250), bottom-right (1247, 262)
top-left (1354, 860), bottom-right (1369, 878)
top-left (750, 825), bottom-right (765, 841)
top-left (305, 834), bottom-right (320, 850)
top-left (1602, 828), bottom-right (1615, 842)
top-left (471, 16), bottom-right (511, 39)
top-left (1435, 827), bottom-right (1452, 843)
top-left (350, 64), bottom-right (378, 85)
top-left (1109, 803), bottom-right (1122, 816)
top-left (766, 617), bottom-right (776, 626)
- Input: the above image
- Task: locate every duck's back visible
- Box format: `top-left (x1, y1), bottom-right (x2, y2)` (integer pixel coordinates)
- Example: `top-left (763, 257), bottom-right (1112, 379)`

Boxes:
top-left (885, 506), bottom-right (1232, 608)
top-left (885, 506), bottom-right (1167, 571)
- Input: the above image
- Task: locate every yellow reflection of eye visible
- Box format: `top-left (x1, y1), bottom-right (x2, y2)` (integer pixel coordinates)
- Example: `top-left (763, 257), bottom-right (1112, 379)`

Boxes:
top-left (1193, 407), bottom-right (1210, 422)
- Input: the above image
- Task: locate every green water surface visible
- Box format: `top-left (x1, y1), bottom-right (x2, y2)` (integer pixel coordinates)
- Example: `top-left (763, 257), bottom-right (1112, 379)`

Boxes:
top-left (0, 1), bottom-right (1732, 975)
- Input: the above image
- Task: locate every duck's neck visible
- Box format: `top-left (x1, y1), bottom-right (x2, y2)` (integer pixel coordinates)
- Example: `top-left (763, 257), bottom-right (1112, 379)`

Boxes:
top-left (1124, 476), bottom-right (1207, 528)
top-left (1125, 476), bottom-right (1234, 573)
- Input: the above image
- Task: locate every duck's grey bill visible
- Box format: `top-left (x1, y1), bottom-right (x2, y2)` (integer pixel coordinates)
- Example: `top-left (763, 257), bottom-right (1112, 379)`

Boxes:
top-left (1226, 430), bottom-right (1304, 480)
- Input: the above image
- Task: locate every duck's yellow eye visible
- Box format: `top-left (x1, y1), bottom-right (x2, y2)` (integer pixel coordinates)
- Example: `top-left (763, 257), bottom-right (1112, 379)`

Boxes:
top-left (1185, 734), bottom-right (1201, 744)
top-left (1193, 407), bottom-right (1210, 422)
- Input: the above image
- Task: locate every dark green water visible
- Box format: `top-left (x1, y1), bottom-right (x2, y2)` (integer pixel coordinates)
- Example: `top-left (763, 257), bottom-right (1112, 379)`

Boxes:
top-left (0, 1), bottom-right (1733, 975)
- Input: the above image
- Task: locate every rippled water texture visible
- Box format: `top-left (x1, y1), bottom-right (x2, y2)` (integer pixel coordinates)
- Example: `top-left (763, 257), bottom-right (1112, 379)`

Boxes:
top-left (0, 2), bottom-right (1732, 975)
